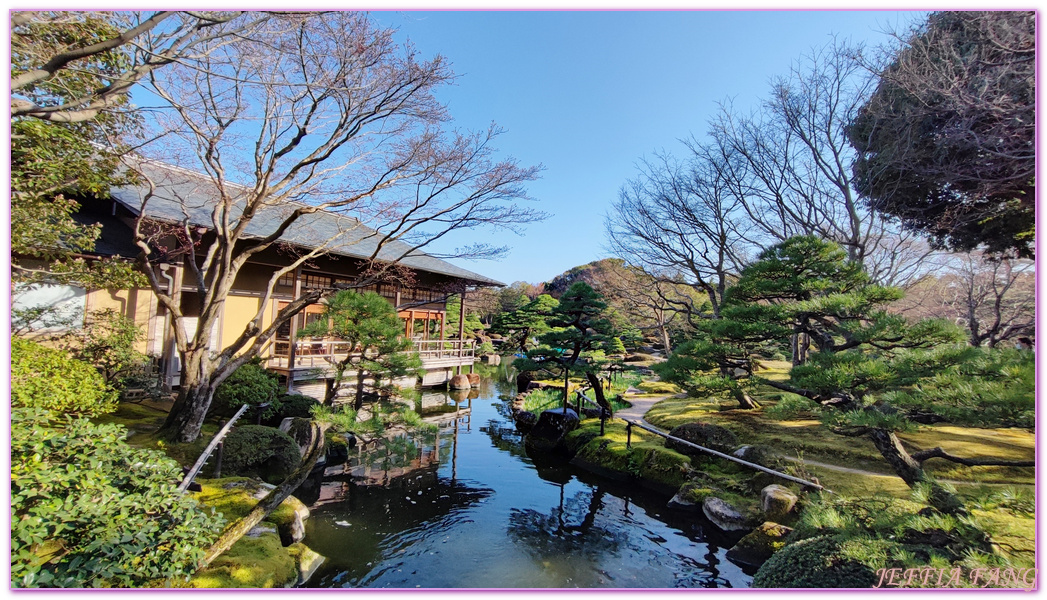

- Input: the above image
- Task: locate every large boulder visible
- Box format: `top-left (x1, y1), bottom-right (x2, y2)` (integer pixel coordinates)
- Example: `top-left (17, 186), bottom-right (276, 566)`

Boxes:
top-left (702, 497), bottom-right (753, 533)
top-left (761, 484), bottom-right (799, 520)
top-left (524, 408), bottom-right (580, 453)
top-left (466, 372), bottom-right (481, 387)
top-left (666, 422), bottom-right (739, 456)
top-left (726, 522), bottom-right (793, 567)
top-left (449, 373), bottom-right (472, 390)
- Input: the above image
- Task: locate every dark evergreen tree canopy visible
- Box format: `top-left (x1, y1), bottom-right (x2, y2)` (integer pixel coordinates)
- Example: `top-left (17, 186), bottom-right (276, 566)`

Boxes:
top-left (848, 11), bottom-right (1035, 257)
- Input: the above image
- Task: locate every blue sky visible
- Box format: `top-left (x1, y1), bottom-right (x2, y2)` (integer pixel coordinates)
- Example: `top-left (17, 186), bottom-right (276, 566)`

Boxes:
top-left (362, 10), bottom-right (925, 286)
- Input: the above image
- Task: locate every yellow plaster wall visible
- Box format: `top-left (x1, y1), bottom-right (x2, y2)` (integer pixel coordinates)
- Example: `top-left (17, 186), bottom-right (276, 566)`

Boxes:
top-left (221, 295), bottom-right (262, 354)
top-left (86, 288), bottom-right (155, 353)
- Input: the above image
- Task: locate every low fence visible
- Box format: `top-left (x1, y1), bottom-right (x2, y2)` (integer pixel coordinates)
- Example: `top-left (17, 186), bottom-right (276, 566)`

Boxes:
top-left (621, 418), bottom-right (829, 492)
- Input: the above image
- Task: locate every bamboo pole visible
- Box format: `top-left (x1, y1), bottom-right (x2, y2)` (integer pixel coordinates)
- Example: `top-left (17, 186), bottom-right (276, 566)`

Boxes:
top-left (621, 417), bottom-right (830, 492)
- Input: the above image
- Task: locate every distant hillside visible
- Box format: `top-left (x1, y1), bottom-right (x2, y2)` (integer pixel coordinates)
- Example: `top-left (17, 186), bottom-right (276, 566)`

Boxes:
top-left (542, 258), bottom-right (626, 298)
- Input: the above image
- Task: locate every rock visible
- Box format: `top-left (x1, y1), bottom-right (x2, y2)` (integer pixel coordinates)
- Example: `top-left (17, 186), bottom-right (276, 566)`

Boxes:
top-left (702, 497), bottom-right (753, 532)
top-left (733, 445), bottom-right (784, 469)
top-left (247, 523), bottom-right (278, 538)
top-left (666, 422), bottom-right (739, 455)
top-left (667, 490), bottom-right (703, 513)
top-left (516, 371), bottom-right (535, 394)
top-left (278, 495), bottom-right (310, 545)
top-left (526, 380), bottom-right (552, 392)
top-left (294, 545), bottom-right (326, 586)
top-left (726, 522), bottom-right (793, 567)
top-left (514, 410), bottom-right (538, 432)
top-left (484, 354), bottom-right (502, 365)
top-left (449, 373), bottom-right (472, 390)
top-left (524, 408), bottom-right (580, 453)
top-left (466, 372), bottom-right (481, 386)
top-left (580, 407), bottom-right (605, 419)
top-left (760, 484), bottom-right (798, 519)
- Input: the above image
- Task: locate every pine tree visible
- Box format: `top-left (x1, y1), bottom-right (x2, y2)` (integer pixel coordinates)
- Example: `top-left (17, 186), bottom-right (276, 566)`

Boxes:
top-left (515, 283), bottom-right (619, 414)
top-left (299, 291), bottom-right (422, 409)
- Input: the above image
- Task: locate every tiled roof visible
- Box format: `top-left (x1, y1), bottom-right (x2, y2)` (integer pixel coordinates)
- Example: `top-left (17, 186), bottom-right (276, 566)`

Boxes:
top-left (109, 160), bottom-right (504, 287)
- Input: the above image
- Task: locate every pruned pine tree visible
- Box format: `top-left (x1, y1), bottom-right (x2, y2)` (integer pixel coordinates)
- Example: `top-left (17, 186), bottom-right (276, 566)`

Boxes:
top-left (297, 290), bottom-right (422, 410)
top-left (516, 283), bottom-right (618, 415)
top-left (656, 236), bottom-right (1032, 514)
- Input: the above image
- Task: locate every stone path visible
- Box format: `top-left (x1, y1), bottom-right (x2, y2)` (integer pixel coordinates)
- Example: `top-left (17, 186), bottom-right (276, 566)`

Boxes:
top-left (614, 394), bottom-right (671, 423)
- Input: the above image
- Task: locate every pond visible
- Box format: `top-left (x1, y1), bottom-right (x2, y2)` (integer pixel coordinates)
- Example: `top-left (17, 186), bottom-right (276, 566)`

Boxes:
top-left (298, 369), bottom-right (754, 589)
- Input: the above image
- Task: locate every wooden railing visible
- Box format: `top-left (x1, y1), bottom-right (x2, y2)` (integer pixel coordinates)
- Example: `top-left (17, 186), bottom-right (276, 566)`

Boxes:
top-left (413, 339), bottom-right (475, 360)
top-left (269, 338), bottom-right (474, 369)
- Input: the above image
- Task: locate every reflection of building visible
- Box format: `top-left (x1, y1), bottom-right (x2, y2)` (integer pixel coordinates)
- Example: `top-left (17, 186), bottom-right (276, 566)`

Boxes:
top-left (14, 160), bottom-right (502, 396)
top-left (318, 391), bottom-right (471, 503)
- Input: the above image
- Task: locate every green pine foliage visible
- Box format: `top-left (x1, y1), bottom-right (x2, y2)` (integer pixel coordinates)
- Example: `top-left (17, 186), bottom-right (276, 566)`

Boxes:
top-left (490, 293), bottom-right (560, 352)
top-left (298, 290), bottom-right (423, 407)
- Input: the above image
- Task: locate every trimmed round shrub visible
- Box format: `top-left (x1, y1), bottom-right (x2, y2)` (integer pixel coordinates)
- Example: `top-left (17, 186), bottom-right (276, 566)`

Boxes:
top-left (270, 394), bottom-right (321, 423)
top-left (222, 425), bottom-right (302, 485)
top-left (212, 362), bottom-right (281, 420)
top-left (751, 535), bottom-right (879, 588)
top-left (666, 422), bottom-right (739, 455)
top-left (11, 337), bottom-right (117, 417)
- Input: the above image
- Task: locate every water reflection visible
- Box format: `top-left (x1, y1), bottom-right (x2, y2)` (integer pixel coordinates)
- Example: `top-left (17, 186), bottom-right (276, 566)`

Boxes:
top-left (300, 369), bottom-right (753, 588)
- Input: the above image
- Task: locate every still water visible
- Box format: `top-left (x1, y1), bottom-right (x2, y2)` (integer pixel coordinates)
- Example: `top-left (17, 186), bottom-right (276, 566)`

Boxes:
top-left (299, 373), bottom-right (754, 588)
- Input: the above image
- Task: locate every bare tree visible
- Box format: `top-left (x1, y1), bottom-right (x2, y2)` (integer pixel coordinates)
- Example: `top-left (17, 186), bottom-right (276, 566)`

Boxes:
top-left (130, 13), bottom-right (542, 442)
top-left (594, 261), bottom-right (693, 352)
top-left (894, 253), bottom-right (1034, 348)
top-left (11, 11), bottom-right (279, 122)
top-left (708, 39), bottom-right (931, 285)
top-left (606, 148), bottom-right (752, 320)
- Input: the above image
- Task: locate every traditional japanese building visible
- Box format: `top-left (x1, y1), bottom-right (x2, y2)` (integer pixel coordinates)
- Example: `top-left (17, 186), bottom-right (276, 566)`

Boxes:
top-left (14, 159), bottom-right (503, 398)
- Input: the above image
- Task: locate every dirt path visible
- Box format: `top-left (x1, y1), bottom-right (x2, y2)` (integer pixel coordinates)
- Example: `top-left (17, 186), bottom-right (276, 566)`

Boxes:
top-left (614, 393), bottom-right (671, 422)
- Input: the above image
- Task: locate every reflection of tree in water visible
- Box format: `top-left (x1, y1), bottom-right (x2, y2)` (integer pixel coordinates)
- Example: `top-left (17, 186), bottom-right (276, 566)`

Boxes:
top-left (508, 487), bottom-right (626, 557)
top-left (480, 418), bottom-right (528, 459)
top-left (305, 466), bottom-right (493, 587)
top-left (508, 484), bottom-right (739, 588)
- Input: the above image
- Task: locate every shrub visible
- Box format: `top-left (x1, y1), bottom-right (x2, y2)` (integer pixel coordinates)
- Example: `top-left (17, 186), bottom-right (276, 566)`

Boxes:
top-left (11, 409), bottom-right (224, 587)
top-left (271, 394), bottom-right (321, 422)
top-left (58, 308), bottom-right (147, 386)
top-left (212, 362), bottom-right (281, 421)
top-left (636, 380), bottom-right (680, 394)
top-left (765, 394), bottom-right (822, 420)
top-left (751, 535), bottom-right (879, 588)
top-left (11, 337), bottom-right (117, 417)
top-left (666, 422), bottom-right (739, 455)
top-left (222, 425), bottom-right (302, 484)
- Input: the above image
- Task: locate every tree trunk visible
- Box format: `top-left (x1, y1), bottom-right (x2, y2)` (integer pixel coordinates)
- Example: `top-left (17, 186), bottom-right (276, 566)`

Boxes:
top-left (659, 324), bottom-right (672, 356)
top-left (584, 371), bottom-right (611, 414)
top-left (161, 351), bottom-right (215, 443)
top-left (354, 367), bottom-right (366, 411)
top-left (731, 386), bottom-right (760, 410)
top-left (199, 421), bottom-right (327, 568)
top-left (866, 428), bottom-right (966, 515)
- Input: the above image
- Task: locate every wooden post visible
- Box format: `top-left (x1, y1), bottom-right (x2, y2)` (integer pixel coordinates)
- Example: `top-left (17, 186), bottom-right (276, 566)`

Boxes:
top-left (456, 286), bottom-right (467, 375)
top-left (625, 422), bottom-right (631, 447)
top-left (286, 267), bottom-right (303, 391)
